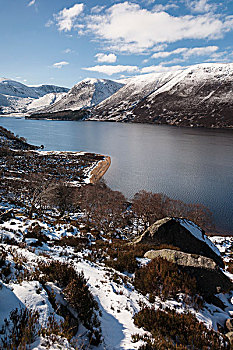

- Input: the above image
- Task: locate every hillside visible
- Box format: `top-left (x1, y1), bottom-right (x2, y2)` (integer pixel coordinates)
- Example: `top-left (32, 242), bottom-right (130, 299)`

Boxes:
top-left (92, 63), bottom-right (233, 129)
top-left (2, 63), bottom-right (233, 128)
top-left (92, 71), bottom-right (182, 121)
top-left (38, 78), bottom-right (124, 114)
top-left (0, 78), bottom-right (69, 114)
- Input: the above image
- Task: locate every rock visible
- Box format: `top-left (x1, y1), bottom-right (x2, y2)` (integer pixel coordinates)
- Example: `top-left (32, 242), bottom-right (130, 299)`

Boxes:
top-left (226, 319), bottom-right (233, 332)
top-left (133, 217), bottom-right (224, 268)
top-left (144, 249), bottom-right (217, 270)
top-left (0, 209), bottom-right (15, 223)
top-left (144, 248), bottom-right (232, 297)
top-left (226, 332), bottom-right (233, 344)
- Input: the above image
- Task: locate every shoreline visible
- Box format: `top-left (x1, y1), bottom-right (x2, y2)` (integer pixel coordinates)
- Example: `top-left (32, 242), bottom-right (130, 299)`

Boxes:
top-left (1, 114), bottom-right (233, 131)
top-left (90, 156), bottom-right (111, 184)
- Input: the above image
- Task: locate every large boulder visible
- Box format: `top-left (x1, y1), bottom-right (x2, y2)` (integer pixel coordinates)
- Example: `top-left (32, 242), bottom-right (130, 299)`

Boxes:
top-left (133, 217), bottom-right (224, 268)
top-left (144, 249), bottom-right (217, 270)
top-left (144, 249), bottom-right (232, 297)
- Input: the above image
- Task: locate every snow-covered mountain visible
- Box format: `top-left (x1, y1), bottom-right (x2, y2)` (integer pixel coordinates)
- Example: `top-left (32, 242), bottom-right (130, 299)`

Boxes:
top-left (0, 78), bottom-right (69, 114)
top-left (92, 71), bottom-right (183, 121)
top-left (26, 92), bottom-right (67, 112)
top-left (38, 78), bottom-right (124, 113)
top-left (92, 63), bottom-right (233, 128)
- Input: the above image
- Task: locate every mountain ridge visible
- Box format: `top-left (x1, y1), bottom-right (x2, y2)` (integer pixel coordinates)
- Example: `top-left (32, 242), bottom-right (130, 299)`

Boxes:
top-left (2, 63), bottom-right (233, 129)
top-left (0, 78), bottom-right (69, 114)
top-left (37, 77), bottom-right (124, 113)
top-left (90, 63), bottom-right (233, 128)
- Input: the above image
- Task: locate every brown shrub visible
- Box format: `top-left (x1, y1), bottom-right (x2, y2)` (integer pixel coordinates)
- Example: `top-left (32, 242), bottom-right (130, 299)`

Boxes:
top-left (133, 308), bottom-right (229, 350)
top-left (134, 257), bottom-right (198, 300)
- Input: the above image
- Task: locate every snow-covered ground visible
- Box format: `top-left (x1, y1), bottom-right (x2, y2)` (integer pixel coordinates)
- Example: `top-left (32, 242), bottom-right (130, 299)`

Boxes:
top-left (1, 202), bottom-right (233, 349)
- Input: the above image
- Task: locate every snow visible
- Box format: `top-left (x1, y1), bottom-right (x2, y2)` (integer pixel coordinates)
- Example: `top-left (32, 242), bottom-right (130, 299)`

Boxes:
top-left (27, 92), bottom-right (67, 111)
top-left (0, 77), bottom-right (69, 114)
top-left (12, 281), bottom-right (64, 326)
top-left (147, 62), bottom-right (233, 101)
top-left (0, 283), bottom-right (25, 330)
top-left (40, 78), bottom-right (124, 113)
top-left (178, 218), bottom-right (221, 256)
top-left (1, 195), bottom-right (233, 349)
top-left (1, 226), bottom-right (233, 349)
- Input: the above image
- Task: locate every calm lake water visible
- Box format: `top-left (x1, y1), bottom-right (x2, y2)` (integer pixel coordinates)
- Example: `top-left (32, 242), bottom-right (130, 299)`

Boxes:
top-left (1, 117), bottom-right (233, 234)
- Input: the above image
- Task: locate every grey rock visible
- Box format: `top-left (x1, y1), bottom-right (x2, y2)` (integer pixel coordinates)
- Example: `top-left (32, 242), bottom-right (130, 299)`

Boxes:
top-left (132, 217), bottom-right (224, 268)
top-left (144, 249), bottom-right (217, 270)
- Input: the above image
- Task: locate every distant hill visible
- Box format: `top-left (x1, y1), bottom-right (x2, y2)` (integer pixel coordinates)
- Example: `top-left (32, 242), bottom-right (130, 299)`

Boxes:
top-left (2, 63), bottom-right (233, 128)
top-left (38, 78), bottom-right (124, 114)
top-left (0, 78), bottom-right (69, 114)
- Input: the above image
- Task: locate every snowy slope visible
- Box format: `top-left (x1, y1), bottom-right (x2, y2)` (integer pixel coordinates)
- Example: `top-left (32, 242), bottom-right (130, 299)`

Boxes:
top-left (39, 78), bottom-right (124, 113)
top-left (129, 63), bottom-right (233, 128)
top-left (1, 210), bottom-right (233, 349)
top-left (0, 78), bottom-right (40, 98)
top-left (27, 92), bottom-right (67, 112)
top-left (92, 71), bottom-right (183, 121)
top-left (92, 63), bottom-right (233, 128)
top-left (0, 78), bottom-right (69, 114)
top-left (178, 218), bottom-right (221, 257)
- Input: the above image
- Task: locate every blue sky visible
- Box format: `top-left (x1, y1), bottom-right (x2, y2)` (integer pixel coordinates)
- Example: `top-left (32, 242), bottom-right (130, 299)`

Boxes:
top-left (0, 0), bottom-right (233, 88)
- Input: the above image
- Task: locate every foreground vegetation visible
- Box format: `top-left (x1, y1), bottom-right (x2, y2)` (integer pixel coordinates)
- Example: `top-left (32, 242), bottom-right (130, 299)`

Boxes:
top-left (0, 134), bottom-right (232, 349)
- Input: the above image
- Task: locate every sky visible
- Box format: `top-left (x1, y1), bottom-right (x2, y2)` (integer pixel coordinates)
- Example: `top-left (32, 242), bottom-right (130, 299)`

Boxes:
top-left (0, 0), bottom-right (233, 88)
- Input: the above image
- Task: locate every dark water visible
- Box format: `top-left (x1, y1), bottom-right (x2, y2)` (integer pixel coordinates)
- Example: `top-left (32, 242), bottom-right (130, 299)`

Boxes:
top-left (1, 117), bottom-right (233, 234)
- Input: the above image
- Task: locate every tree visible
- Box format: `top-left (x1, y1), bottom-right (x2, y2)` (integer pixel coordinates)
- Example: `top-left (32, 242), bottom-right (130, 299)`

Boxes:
top-left (74, 181), bottom-right (128, 234)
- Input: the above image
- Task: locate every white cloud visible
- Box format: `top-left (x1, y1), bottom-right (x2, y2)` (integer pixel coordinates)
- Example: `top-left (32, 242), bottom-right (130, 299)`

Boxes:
top-left (45, 19), bottom-right (53, 27)
top-left (83, 65), bottom-right (139, 75)
top-left (91, 5), bottom-right (106, 14)
top-left (153, 3), bottom-right (179, 12)
top-left (28, 0), bottom-right (36, 7)
top-left (55, 4), bottom-right (84, 32)
top-left (152, 46), bottom-right (218, 59)
top-left (63, 48), bottom-right (72, 54)
top-left (183, 46), bottom-right (218, 57)
top-left (141, 64), bottom-right (184, 73)
top-left (153, 44), bottom-right (168, 52)
top-left (86, 2), bottom-right (231, 54)
top-left (95, 53), bottom-right (117, 63)
top-left (186, 0), bottom-right (216, 13)
top-left (53, 61), bottom-right (69, 69)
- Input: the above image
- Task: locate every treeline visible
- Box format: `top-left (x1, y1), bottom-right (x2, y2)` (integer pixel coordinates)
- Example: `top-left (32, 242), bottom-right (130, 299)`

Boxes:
top-left (1, 173), bottom-right (213, 234)
top-left (0, 126), bottom-right (39, 150)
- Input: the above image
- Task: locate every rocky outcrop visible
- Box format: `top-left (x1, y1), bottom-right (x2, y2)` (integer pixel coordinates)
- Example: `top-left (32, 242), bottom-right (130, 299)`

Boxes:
top-left (144, 249), bottom-right (217, 270)
top-left (133, 217), bottom-right (224, 268)
top-left (144, 248), bottom-right (232, 297)
top-left (226, 332), bottom-right (233, 345)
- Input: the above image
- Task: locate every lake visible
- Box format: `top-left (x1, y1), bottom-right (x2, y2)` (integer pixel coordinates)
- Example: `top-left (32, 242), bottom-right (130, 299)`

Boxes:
top-left (1, 116), bottom-right (233, 234)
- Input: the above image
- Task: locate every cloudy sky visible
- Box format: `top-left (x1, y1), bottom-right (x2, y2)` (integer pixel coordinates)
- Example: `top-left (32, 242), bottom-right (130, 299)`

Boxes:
top-left (0, 0), bottom-right (233, 87)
